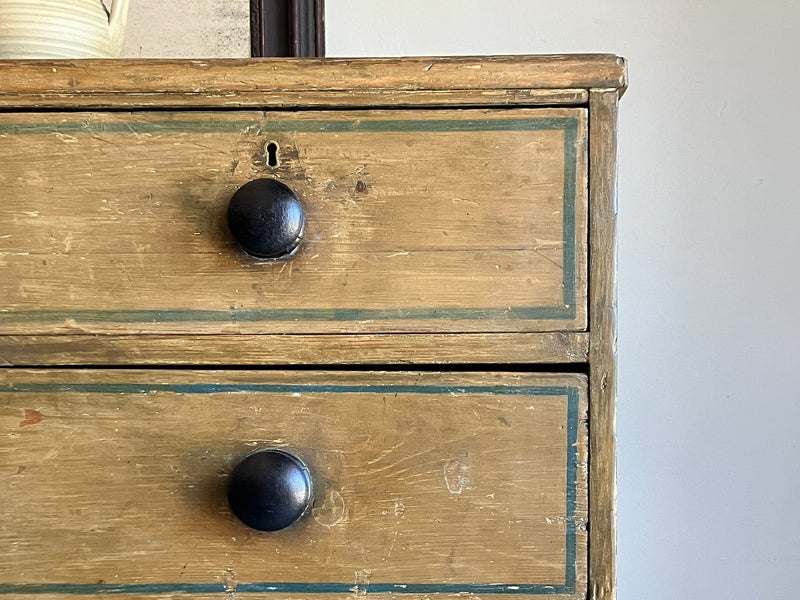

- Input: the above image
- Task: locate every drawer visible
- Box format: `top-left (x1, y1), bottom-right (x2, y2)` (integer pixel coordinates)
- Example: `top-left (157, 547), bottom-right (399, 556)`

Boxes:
top-left (0, 369), bottom-right (587, 599)
top-left (0, 107), bottom-right (587, 336)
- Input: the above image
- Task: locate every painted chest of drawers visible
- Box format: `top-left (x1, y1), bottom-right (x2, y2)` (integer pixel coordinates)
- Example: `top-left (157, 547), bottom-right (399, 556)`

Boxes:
top-left (0, 55), bottom-right (626, 600)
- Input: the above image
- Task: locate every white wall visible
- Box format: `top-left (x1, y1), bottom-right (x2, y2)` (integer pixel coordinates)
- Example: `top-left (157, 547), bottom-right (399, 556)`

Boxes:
top-left (122, 0), bottom-right (249, 58)
top-left (325, 2), bottom-right (800, 598)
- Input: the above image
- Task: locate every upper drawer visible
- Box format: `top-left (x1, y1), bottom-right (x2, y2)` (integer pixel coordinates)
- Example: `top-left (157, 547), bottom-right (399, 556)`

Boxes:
top-left (0, 107), bottom-right (587, 335)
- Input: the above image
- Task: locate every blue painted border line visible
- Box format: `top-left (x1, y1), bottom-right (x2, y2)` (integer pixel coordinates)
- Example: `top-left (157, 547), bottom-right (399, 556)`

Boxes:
top-left (0, 117), bottom-right (575, 136)
top-left (561, 119), bottom-right (578, 309)
top-left (0, 116), bottom-right (579, 325)
top-left (0, 382), bottom-right (572, 397)
top-left (0, 582), bottom-right (573, 595)
top-left (0, 305), bottom-right (575, 325)
top-left (565, 386), bottom-right (580, 591)
top-left (0, 382), bottom-right (579, 596)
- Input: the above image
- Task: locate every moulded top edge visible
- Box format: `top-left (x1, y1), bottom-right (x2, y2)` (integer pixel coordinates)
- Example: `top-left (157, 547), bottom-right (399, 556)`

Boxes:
top-left (0, 54), bottom-right (628, 103)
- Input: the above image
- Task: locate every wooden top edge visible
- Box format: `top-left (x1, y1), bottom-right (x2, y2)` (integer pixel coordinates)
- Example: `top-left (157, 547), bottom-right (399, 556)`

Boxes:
top-left (0, 54), bottom-right (628, 103)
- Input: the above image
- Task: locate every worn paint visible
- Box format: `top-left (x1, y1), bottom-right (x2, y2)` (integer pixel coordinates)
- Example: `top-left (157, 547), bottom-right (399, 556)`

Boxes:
top-left (0, 117), bottom-right (579, 136)
top-left (311, 489), bottom-right (346, 528)
top-left (351, 569), bottom-right (372, 596)
top-left (442, 455), bottom-right (471, 495)
top-left (0, 382), bottom-right (578, 397)
top-left (18, 408), bottom-right (42, 427)
top-left (0, 305), bottom-right (577, 325)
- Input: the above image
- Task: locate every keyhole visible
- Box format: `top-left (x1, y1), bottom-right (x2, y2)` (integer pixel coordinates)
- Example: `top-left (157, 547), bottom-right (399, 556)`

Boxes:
top-left (266, 141), bottom-right (280, 168)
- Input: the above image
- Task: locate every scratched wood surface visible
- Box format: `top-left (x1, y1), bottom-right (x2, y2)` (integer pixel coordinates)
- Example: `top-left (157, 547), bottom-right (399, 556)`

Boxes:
top-left (0, 370), bottom-right (587, 599)
top-left (0, 107), bottom-right (588, 336)
top-left (0, 55), bottom-right (626, 600)
top-left (0, 55), bottom-right (627, 108)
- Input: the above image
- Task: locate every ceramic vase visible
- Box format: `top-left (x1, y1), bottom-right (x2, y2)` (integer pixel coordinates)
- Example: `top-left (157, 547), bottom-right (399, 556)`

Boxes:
top-left (0, 0), bottom-right (130, 58)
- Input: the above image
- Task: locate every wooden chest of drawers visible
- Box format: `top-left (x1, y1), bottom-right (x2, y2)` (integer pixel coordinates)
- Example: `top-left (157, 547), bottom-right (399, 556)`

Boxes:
top-left (0, 55), bottom-right (625, 600)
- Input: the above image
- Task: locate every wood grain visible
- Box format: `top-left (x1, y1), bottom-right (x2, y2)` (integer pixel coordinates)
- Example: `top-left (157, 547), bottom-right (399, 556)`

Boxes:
top-left (0, 56), bottom-right (625, 599)
top-left (0, 332), bottom-right (589, 366)
top-left (0, 108), bottom-right (588, 336)
top-left (0, 369), bottom-right (587, 599)
top-left (587, 90), bottom-right (619, 600)
top-left (0, 55), bottom-right (626, 108)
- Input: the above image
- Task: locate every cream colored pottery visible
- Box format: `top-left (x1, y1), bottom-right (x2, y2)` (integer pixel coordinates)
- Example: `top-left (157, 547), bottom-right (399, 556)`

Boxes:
top-left (0, 0), bottom-right (129, 58)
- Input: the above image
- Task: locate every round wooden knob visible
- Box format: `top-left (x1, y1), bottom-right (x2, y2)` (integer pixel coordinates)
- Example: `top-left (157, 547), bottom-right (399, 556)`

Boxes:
top-left (227, 179), bottom-right (305, 259)
top-left (228, 449), bottom-right (312, 532)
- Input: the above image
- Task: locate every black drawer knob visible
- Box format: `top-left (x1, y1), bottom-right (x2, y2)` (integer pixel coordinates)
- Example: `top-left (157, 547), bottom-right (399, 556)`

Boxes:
top-left (227, 179), bottom-right (305, 259)
top-left (228, 449), bottom-right (312, 532)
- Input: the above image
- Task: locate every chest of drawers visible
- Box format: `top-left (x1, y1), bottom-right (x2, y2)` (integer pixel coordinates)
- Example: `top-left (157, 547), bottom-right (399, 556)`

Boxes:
top-left (0, 55), bottom-right (625, 600)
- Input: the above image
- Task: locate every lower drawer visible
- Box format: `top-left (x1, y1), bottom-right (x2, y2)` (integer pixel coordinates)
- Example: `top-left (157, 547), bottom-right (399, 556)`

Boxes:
top-left (0, 370), bottom-right (587, 599)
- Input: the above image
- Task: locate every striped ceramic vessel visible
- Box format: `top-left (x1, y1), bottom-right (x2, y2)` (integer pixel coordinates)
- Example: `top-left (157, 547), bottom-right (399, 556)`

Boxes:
top-left (0, 0), bottom-right (129, 58)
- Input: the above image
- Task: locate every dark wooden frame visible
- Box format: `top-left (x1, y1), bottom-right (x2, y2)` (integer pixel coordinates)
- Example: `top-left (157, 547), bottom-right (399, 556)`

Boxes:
top-left (251, 0), bottom-right (325, 57)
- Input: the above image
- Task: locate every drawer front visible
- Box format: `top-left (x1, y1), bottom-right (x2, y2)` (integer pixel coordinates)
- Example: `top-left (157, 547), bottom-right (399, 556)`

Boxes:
top-left (0, 370), bottom-right (587, 599)
top-left (0, 108), bottom-right (587, 335)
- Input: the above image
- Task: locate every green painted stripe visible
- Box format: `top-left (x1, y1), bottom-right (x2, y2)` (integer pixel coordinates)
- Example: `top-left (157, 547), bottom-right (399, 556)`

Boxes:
top-left (0, 305), bottom-right (575, 324)
top-left (0, 114), bottom-right (579, 325)
top-left (565, 387), bottom-right (580, 590)
top-left (562, 120), bottom-right (578, 309)
top-left (0, 382), bottom-right (577, 595)
top-left (0, 382), bottom-right (574, 396)
top-left (0, 583), bottom-right (226, 595)
top-left (0, 117), bottom-right (576, 136)
top-left (0, 582), bottom-right (573, 595)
